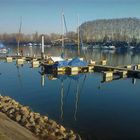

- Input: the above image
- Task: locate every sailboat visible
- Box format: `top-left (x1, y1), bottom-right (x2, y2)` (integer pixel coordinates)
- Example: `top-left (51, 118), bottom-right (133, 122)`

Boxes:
top-left (76, 15), bottom-right (88, 57)
top-left (44, 12), bottom-right (70, 71)
top-left (43, 14), bottom-right (88, 72)
top-left (49, 11), bottom-right (67, 61)
top-left (66, 15), bottom-right (88, 72)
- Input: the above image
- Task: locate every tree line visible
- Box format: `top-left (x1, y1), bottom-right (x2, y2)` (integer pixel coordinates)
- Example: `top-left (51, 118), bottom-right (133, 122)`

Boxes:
top-left (1, 17), bottom-right (140, 45)
top-left (80, 17), bottom-right (140, 43)
top-left (0, 31), bottom-right (78, 45)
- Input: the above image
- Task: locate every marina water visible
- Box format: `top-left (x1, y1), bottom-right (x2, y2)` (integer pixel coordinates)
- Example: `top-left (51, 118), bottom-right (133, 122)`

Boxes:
top-left (1, 46), bottom-right (140, 140)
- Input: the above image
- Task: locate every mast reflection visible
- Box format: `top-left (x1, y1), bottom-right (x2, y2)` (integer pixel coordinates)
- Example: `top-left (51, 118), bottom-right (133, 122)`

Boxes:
top-left (39, 66), bottom-right (87, 121)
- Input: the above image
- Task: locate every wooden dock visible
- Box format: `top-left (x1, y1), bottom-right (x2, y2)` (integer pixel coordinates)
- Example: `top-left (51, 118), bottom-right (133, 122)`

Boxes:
top-left (94, 65), bottom-right (140, 78)
top-left (1, 55), bottom-right (140, 79)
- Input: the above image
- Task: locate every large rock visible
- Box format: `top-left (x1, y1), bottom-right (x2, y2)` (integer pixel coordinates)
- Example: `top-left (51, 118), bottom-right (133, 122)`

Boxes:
top-left (7, 107), bottom-right (15, 116)
top-left (42, 116), bottom-right (48, 122)
top-left (20, 106), bottom-right (30, 115)
top-left (15, 113), bottom-right (22, 122)
top-left (34, 113), bottom-right (40, 120)
top-left (59, 125), bottom-right (66, 132)
top-left (35, 117), bottom-right (45, 129)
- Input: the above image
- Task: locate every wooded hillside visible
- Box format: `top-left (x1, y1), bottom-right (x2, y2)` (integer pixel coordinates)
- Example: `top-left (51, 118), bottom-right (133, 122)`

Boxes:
top-left (80, 18), bottom-right (140, 42)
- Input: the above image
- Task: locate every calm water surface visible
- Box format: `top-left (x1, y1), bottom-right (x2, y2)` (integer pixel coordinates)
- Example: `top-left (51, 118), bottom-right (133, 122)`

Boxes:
top-left (1, 46), bottom-right (140, 140)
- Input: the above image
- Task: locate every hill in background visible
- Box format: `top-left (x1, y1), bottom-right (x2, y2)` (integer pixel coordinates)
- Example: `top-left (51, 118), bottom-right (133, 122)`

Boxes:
top-left (80, 18), bottom-right (140, 43)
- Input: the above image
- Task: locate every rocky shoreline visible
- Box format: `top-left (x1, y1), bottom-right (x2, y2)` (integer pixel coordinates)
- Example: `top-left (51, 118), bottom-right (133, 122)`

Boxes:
top-left (0, 95), bottom-right (81, 140)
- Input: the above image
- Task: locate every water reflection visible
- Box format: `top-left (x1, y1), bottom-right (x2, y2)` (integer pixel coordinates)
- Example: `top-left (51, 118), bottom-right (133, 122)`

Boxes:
top-left (41, 74), bottom-right (45, 87)
top-left (39, 68), bottom-right (87, 121)
top-left (60, 79), bottom-right (64, 120)
top-left (101, 72), bottom-right (138, 85)
top-left (1, 48), bottom-right (140, 139)
top-left (39, 62), bottom-right (140, 123)
top-left (132, 78), bottom-right (137, 85)
top-left (4, 45), bottom-right (140, 66)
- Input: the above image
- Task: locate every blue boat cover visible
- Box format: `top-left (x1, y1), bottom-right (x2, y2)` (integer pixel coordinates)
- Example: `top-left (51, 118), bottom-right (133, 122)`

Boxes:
top-left (68, 57), bottom-right (87, 67)
top-left (53, 60), bottom-right (69, 68)
top-left (53, 57), bottom-right (87, 68)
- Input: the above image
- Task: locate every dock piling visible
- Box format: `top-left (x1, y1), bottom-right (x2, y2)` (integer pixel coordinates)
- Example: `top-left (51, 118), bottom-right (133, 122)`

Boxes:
top-left (137, 64), bottom-right (140, 70)
top-left (100, 60), bottom-right (107, 65)
top-left (124, 65), bottom-right (132, 69)
top-left (103, 71), bottom-right (113, 82)
top-left (31, 61), bottom-right (40, 68)
top-left (90, 60), bottom-right (96, 65)
top-left (133, 65), bottom-right (137, 70)
top-left (16, 58), bottom-right (24, 65)
top-left (117, 70), bottom-right (127, 78)
top-left (6, 57), bottom-right (13, 63)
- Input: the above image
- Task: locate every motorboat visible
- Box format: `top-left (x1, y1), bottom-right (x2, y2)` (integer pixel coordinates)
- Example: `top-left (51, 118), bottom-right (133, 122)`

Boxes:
top-left (0, 43), bottom-right (8, 54)
top-left (108, 45), bottom-right (116, 50)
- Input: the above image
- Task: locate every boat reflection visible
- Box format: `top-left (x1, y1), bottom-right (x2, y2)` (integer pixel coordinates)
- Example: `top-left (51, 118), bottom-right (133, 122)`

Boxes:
top-left (39, 67), bottom-right (87, 121)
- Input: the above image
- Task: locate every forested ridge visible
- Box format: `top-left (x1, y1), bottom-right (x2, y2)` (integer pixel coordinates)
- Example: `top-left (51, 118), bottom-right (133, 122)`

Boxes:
top-left (80, 18), bottom-right (140, 42)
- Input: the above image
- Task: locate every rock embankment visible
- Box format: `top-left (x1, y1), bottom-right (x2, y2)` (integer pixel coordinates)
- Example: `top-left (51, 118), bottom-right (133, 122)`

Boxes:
top-left (0, 95), bottom-right (81, 140)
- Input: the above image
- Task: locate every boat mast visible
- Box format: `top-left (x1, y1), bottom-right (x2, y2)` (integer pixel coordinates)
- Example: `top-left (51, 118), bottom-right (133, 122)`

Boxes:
top-left (61, 10), bottom-right (64, 52)
top-left (77, 14), bottom-right (80, 56)
top-left (17, 16), bottom-right (22, 56)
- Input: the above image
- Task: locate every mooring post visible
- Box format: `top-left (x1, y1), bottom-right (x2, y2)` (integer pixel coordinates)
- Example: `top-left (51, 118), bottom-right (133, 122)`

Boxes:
top-left (137, 64), bottom-right (140, 70)
top-left (41, 35), bottom-right (45, 59)
top-left (103, 71), bottom-right (113, 82)
top-left (133, 65), bottom-right (137, 71)
top-left (6, 57), bottom-right (13, 63)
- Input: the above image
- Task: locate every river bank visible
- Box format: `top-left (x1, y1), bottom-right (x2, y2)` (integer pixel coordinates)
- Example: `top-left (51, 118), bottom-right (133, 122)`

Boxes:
top-left (0, 95), bottom-right (80, 140)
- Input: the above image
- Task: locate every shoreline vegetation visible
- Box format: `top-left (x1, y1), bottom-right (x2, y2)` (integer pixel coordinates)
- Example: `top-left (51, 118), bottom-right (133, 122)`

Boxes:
top-left (0, 18), bottom-right (140, 46)
top-left (0, 95), bottom-right (81, 140)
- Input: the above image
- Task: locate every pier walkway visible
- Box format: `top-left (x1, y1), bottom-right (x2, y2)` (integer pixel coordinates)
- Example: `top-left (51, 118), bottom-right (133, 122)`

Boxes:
top-left (1, 55), bottom-right (140, 78)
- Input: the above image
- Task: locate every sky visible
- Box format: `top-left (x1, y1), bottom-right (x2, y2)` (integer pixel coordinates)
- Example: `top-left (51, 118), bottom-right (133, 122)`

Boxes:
top-left (0, 0), bottom-right (140, 34)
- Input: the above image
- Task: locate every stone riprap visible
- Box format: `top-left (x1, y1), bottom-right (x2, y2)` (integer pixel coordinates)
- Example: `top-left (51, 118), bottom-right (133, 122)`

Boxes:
top-left (0, 95), bottom-right (81, 140)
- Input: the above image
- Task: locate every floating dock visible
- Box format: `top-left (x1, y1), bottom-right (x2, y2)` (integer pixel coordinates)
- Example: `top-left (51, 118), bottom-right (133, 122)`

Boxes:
top-left (1, 56), bottom-right (140, 79)
top-left (94, 65), bottom-right (140, 78)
